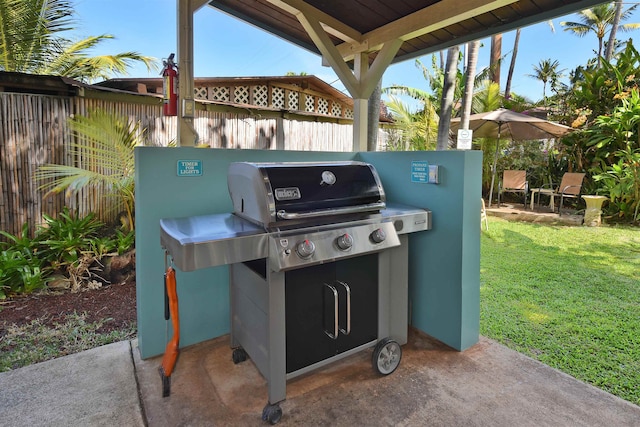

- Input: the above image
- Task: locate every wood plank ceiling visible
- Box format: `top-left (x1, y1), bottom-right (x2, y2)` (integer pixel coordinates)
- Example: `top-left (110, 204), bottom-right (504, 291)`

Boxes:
top-left (206, 0), bottom-right (607, 66)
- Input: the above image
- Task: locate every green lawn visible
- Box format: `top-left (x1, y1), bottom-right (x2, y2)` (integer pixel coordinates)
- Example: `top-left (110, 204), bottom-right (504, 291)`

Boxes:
top-left (480, 218), bottom-right (640, 406)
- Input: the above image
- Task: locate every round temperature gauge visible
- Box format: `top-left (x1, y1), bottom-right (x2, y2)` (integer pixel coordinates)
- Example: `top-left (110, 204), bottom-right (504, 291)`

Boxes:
top-left (321, 170), bottom-right (336, 185)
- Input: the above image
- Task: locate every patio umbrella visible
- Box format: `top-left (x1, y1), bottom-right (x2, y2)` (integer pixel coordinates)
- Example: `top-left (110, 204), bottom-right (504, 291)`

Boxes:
top-left (450, 108), bottom-right (573, 206)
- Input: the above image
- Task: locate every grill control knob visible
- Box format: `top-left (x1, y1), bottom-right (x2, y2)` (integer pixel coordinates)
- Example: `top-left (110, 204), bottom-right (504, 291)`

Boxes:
top-left (370, 228), bottom-right (386, 244)
top-left (336, 233), bottom-right (353, 250)
top-left (296, 239), bottom-right (315, 259)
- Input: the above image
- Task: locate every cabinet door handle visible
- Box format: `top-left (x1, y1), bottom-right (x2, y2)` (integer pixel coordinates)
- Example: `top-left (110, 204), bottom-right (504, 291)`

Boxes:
top-left (323, 283), bottom-right (339, 340)
top-left (336, 281), bottom-right (351, 335)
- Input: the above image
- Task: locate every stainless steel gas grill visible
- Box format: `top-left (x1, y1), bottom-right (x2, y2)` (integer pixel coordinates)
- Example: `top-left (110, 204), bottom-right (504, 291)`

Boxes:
top-left (160, 161), bottom-right (431, 424)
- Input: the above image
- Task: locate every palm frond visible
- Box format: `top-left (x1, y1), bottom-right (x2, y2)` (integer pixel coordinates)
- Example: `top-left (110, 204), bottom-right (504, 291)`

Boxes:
top-left (34, 109), bottom-right (143, 231)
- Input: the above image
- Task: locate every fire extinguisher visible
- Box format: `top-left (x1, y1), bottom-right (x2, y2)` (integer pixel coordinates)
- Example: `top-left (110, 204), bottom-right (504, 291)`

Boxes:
top-left (162, 53), bottom-right (178, 116)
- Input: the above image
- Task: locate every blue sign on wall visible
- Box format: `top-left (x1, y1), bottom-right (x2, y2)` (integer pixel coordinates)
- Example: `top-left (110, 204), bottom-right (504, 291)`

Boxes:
top-left (177, 160), bottom-right (202, 176)
top-left (411, 161), bottom-right (439, 184)
top-left (411, 161), bottom-right (429, 183)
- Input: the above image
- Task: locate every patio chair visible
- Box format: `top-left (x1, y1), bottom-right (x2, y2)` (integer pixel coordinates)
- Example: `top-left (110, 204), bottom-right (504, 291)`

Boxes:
top-left (497, 170), bottom-right (528, 208)
top-left (529, 172), bottom-right (585, 215)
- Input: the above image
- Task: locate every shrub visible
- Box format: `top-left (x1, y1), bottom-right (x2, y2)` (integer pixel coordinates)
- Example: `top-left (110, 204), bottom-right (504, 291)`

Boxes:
top-left (0, 208), bottom-right (136, 297)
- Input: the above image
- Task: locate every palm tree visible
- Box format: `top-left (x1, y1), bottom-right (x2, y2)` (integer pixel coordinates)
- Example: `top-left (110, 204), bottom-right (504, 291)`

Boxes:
top-left (460, 40), bottom-right (480, 129)
top-left (528, 59), bottom-right (564, 105)
top-left (0, 0), bottom-right (156, 81)
top-left (489, 34), bottom-right (502, 85)
top-left (35, 110), bottom-right (143, 231)
top-left (505, 21), bottom-right (554, 100)
top-left (437, 46), bottom-right (459, 150)
top-left (604, 1), bottom-right (623, 61)
top-left (384, 95), bottom-right (438, 150)
top-left (560, 2), bottom-right (640, 67)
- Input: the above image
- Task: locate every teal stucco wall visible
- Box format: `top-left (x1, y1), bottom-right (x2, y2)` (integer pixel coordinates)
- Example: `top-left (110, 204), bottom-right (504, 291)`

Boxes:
top-left (135, 147), bottom-right (481, 358)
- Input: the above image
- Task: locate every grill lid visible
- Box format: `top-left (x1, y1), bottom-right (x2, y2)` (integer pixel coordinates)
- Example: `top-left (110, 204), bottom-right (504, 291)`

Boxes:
top-left (228, 161), bottom-right (386, 228)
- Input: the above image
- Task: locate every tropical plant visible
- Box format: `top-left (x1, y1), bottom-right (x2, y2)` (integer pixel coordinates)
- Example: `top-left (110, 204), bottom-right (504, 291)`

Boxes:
top-left (383, 95), bottom-right (438, 150)
top-left (560, 2), bottom-right (640, 68)
top-left (588, 89), bottom-right (640, 222)
top-left (0, 0), bottom-right (156, 81)
top-left (527, 59), bottom-right (565, 105)
top-left (0, 248), bottom-right (44, 298)
top-left (0, 224), bottom-right (45, 297)
top-left (35, 109), bottom-right (142, 232)
top-left (559, 41), bottom-right (640, 174)
top-left (113, 229), bottom-right (135, 255)
top-left (36, 208), bottom-right (103, 266)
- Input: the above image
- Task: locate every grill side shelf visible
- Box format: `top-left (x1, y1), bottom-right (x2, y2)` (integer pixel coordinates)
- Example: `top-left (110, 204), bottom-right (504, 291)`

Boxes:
top-left (160, 214), bottom-right (268, 271)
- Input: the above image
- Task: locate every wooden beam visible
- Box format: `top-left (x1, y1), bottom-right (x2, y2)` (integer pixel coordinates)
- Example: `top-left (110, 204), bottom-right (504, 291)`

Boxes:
top-left (266, 0), bottom-right (362, 43)
top-left (359, 38), bottom-right (402, 98)
top-left (338, 0), bottom-right (518, 60)
top-left (295, 10), bottom-right (361, 97)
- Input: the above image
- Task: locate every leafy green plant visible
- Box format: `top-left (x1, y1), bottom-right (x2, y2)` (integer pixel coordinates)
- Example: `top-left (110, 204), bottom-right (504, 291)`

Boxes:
top-left (588, 88), bottom-right (640, 222)
top-left (593, 148), bottom-right (640, 222)
top-left (0, 207), bottom-right (136, 297)
top-left (113, 229), bottom-right (135, 255)
top-left (0, 224), bottom-right (46, 297)
top-left (0, 249), bottom-right (44, 298)
top-left (37, 207), bottom-right (104, 266)
top-left (35, 109), bottom-right (143, 232)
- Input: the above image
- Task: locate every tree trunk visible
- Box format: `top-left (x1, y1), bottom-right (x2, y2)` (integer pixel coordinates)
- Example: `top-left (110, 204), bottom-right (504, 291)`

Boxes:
top-left (490, 34), bottom-right (502, 86)
top-left (437, 46), bottom-right (459, 150)
top-left (505, 29), bottom-right (521, 100)
top-left (460, 41), bottom-right (480, 130)
top-left (367, 79), bottom-right (382, 151)
top-left (605, 1), bottom-right (623, 61)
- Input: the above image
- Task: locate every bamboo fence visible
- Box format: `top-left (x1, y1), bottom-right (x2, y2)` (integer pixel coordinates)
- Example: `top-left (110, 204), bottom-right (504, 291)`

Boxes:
top-left (1, 91), bottom-right (385, 239)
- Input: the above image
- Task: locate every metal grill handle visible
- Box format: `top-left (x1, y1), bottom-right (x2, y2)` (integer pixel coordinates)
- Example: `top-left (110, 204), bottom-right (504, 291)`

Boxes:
top-left (277, 202), bottom-right (386, 220)
top-left (336, 281), bottom-right (351, 335)
top-left (323, 283), bottom-right (339, 340)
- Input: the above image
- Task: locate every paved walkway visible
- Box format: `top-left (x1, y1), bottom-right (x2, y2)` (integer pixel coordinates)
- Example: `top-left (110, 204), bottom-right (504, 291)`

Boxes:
top-left (1, 330), bottom-right (639, 426)
top-left (485, 202), bottom-right (583, 225)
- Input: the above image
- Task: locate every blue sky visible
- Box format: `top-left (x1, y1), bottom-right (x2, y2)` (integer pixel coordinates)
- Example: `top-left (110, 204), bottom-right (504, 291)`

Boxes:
top-left (72, 0), bottom-right (640, 108)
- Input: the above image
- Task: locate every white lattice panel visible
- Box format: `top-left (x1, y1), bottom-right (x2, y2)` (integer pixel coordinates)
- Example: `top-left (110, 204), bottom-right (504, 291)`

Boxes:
top-left (272, 87), bottom-right (285, 108)
top-left (331, 102), bottom-right (342, 117)
top-left (344, 108), bottom-right (354, 119)
top-left (209, 86), bottom-right (230, 101)
top-left (318, 98), bottom-right (329, 115)
top-left (194, 87), bottom-right (207, 99)
top-left (234, 86), bottom-right (250, 104)
top-left (305, 95), bottom-right (315, 112)
top-left (288, 91), bottom-right (299, 110)
top-left (253, 85), bottom-right (268, 107)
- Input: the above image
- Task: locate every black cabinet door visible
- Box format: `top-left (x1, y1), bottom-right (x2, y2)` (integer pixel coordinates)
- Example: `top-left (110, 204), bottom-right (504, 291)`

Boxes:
top-left (285, 255), bottom-right (378, 373)
top-left (285, 263), bottom-right (336, 373)
top-left (335, 255), bottom-right (378, 353)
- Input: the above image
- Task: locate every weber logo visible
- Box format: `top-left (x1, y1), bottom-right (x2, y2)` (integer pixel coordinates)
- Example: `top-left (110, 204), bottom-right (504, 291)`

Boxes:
top-left (275, 187), bottom-right (301, 201)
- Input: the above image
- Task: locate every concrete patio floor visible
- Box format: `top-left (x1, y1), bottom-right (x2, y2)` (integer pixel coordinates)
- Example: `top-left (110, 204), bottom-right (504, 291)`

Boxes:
top-left (135, 328), bottom-right (639, 426)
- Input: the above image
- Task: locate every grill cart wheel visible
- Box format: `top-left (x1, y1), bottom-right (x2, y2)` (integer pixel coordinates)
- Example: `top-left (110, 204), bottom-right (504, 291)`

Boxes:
top-left (372, 338), bottom-right (402, 375)
top-left (232, 348), bottom-right (248, 364)
top-left (262, 403), bottom-right (282, 425)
